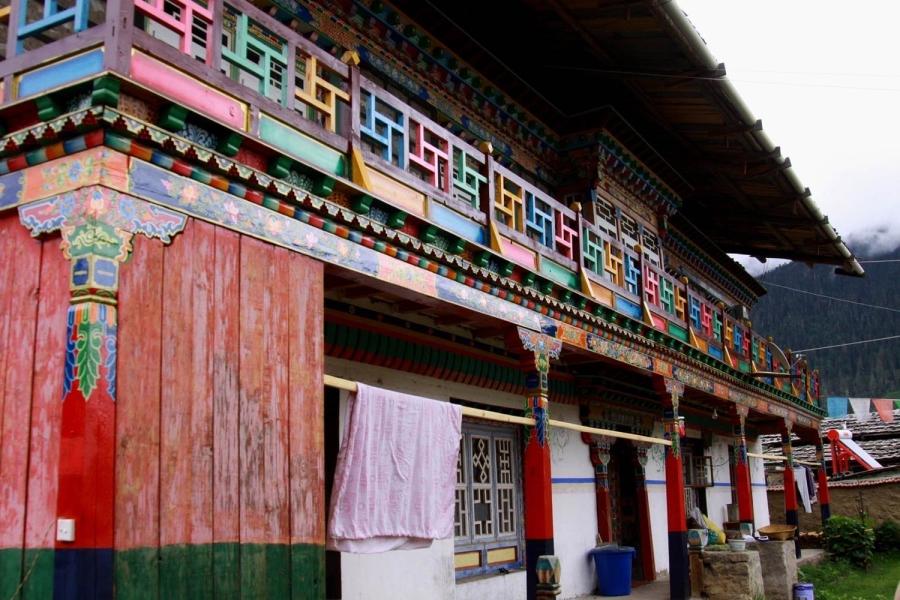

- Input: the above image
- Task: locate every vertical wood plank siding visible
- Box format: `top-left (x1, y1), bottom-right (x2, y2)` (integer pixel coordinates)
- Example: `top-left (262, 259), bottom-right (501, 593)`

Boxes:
top-left (115, 218), bottom-right (325, 598)
top-left (0, 213), bottom-right (67, 598)
top-left (0, 214), bottom-right (325, 598)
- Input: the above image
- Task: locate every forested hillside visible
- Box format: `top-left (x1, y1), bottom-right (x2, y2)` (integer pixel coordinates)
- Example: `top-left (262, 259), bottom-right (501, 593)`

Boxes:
top-left (750, 244), bottom-right (900, 397)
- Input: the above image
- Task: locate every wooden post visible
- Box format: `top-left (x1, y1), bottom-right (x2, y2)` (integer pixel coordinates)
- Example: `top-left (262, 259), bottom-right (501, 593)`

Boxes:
top-left (782, 422), bottom-right (801, 558)
top-left (588, 437), bottom-right (614, 543)
top-left (17, 188), bottom-right (187, 598)
top-left (635, 443), bottom-right (656, 580)
top-left (516, 328), bottom-right (561, 600)
top-left (734, 410), bottom-right (755, 526)
top-left (659, 377), bottom-right (689, 600)
top-left (816, 440), bottom-right (832, 523)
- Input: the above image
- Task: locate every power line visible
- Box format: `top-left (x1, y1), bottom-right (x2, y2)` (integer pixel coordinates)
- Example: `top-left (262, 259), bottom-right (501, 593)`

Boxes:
top-left (795, 334), bottom-right (900, 354)
top-left (858, 258), bottom-right (900, 264)
top-left (757, 281), bottom-right (900, 314)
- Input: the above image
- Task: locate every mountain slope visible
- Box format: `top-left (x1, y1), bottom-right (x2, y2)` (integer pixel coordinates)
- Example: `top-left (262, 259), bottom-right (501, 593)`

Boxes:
top-left (749, 245), bottom-right (900, 397)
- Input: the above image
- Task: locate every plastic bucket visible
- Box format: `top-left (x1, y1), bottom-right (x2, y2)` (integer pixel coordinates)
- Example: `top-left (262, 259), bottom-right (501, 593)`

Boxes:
top-left (793, 582), bottom-right (815, 600)
top-left (589, 545), bottom-right (636, 597)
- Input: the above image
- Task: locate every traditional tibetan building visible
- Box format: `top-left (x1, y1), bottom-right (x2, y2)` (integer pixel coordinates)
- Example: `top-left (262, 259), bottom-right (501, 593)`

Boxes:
top-left (0, 0), bottom-right (862, 599)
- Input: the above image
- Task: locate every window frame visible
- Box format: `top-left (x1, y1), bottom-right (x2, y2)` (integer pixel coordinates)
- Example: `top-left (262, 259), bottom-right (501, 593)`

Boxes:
top-left (454, 421), bottom-right (525, 580)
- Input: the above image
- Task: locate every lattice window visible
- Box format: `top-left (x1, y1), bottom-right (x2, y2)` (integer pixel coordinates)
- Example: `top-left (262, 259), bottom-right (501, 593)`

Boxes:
top-left (452, 147), bottom-right (486, 208)
top-left (16, 0), bottom-right (101, 53)
top-left (642, 229), bottom-right (660, 267)
top-left (582, 228), bottom-right (603, 275)
top-left (525, 192), bottom-right (554, 248)
top-left (555, 211), bottom-right (578, 260)
top-left (689, 296), bottom-right (701, 331)
top-left (603, 240), bottom-right (624, 287)
top-left (222, 7), bottom-right (288, 105)
top-left (454, 422), bottom-right (522, 578)
top-left (701, 303), bottom-right (713, 337)
top-left (295, 52), bottom-right (349, 133)
top-left (135, 0), bottom-right (212, 62)
top-left (713, 311), bottom-right (722, 340)
top-left (594, 197), bottom-right (618, 238)
top-left (408, 118), bottom-right (451, 193)
top-left (642, 264), bottom-right (659, 305)
top-left (360, 90), bottom-right (406, 168)
top-left (675, 286), bottom-right (687, 321)
top-left (742, 330), bottom-right (751, 356)
top-left (660, 278), bottom-right (675, 315)
top-left (724, 322), bottom-right (734, 348)
top-left (454, 444), bottom-right (469, 539)
top-left (733, 325), bottom-right (743, 353)
top-left (624, 254), bottom-right (641, 296)
top-left (495, 174), bottom-right (524, 232)
top-left (495, 438), bottom-right (516, 536)
top-left (620, 213), bottom-right (639, 250)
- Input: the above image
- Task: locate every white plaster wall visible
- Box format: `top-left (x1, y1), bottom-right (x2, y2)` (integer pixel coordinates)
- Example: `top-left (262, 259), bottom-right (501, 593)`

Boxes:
top-left (550, 403), bottom-right (599, 599)
top-left (749, 436), bottom-right (771, 530)
top-left (705, 436), bottom-right (734, 526)
top-left (327, 358), bottom-right (532, 600)
top-left (644, 422), bottom-right (670, 578)
top-left (341, 539), bottom-right (455, 600)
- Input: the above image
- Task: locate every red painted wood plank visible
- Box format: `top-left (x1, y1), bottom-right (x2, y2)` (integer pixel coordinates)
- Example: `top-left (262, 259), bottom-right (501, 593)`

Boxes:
top-left (24, 236), bottom-right (69, 550)
top-left (212, 227), bottom-right (241, 546)
top-left (116, 234), bottom-right (165, 551)
top-left (160, 219), bottom-right (214, 548)
top-left (268, 246), bottom-right (291, 544)
top-left (0, 215), bottom-right (42, 548)
top-left (240, 237), bottom-right (291, 544)
top-left (287, 253), bottom-right (324, 546)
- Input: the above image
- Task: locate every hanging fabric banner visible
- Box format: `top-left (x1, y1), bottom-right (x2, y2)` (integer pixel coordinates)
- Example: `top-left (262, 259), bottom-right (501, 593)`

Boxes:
top-left (872, 399), bottom-right (895, 424)
top-left (849, 397), bottom-right (872, 422)
top-left (827, 397), bottom-right (849, 418)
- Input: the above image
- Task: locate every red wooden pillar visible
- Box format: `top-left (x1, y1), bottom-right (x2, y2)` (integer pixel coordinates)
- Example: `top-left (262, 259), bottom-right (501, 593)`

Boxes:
top-left (660, 378), bottom-right (689, 600)
top-left (18, 190), bottom-right (187, 598)
top-left (517, 328), bottom-right (561, 600)
top-left (782, 423), bottom-right (801, 558)
top-left (585, 436), bottom-right (614, 543)
top-left (734, 410), bottom-right (754, 526)
top-left (816, 440), bottom-right (832, 523)
top-left (634, 443), bottom-right (656, 581)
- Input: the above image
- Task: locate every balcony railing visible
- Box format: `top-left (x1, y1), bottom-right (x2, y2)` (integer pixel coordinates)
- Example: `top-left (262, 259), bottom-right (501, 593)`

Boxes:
top-left (0, 0), bottom-right (819, 410)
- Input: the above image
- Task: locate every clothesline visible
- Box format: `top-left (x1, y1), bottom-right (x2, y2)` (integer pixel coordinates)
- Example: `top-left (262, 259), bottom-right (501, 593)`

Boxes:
top-left (747, 451), bottom-right (820, 468)
top-left (324, 374), bottom-right (672, 447)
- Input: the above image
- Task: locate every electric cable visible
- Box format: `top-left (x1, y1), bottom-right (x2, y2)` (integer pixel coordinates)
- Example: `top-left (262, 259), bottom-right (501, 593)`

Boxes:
top-left (794, 334), bottom-right (900, 354)
top-left (756, 281), bottom-right (900, 314)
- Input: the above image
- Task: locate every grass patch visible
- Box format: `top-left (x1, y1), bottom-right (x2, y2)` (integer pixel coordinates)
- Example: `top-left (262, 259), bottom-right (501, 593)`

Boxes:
top-left (799, 552), bottom-right (900, 600)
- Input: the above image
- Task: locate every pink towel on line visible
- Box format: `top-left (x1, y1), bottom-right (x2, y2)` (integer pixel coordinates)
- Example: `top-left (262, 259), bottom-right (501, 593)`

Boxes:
top-left (327, 383), bottom-right (462, 553)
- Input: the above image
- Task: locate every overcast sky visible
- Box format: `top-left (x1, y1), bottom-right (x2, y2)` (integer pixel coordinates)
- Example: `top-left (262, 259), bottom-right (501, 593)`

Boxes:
top-left (678, 0), bottom-right (900, 268)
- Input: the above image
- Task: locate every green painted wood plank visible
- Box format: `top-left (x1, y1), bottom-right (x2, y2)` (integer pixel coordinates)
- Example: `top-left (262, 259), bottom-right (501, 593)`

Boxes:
top-left (160, 544), bottom-right (213, 599)
top-left (290, 544), bottom-right (324, 600)
top-left (116, 547), bottom-right (159, 600)
top-left (667, 322), bottom-right (689, 343)
top-left (538, 257), bottom-right (578, 289)
top-left (213, 543), bottom-right (241, 598)
top-left (258, 115), bottom-right (347, 177)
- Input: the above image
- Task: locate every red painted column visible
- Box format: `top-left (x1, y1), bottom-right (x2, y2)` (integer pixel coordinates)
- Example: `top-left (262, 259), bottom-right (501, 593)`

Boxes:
top-left (517, 329), bottom-right (561, 600)
top-left (782, 425), bottom-right (801, 558)
top-left (734, 411), bottom-right (754, 526)
top-left (816, 440), bottom-right (832, 523)
top-left (635, 443), bottom-right (656, 581)
top-left (585, 436), bottom-right (613, 543)
top-left (661, 378), bottom-right (689, 600)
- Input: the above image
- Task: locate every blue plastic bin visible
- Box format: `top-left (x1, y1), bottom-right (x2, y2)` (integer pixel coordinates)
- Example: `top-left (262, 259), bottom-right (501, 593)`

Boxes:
top-left (793, 582), bottom-right (815, 600)
top-left (589, 545), bottom-right (635, 597)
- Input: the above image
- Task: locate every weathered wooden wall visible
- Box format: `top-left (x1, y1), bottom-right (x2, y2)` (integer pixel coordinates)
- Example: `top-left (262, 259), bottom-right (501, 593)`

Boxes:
top-left (0, 212), bottom-right (69, 599)
top-left (0, 214), bottom-right (326, 598)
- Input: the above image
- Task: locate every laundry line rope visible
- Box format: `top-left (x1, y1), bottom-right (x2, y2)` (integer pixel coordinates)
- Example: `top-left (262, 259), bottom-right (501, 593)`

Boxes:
top-left (747, 451), bottom-right (820, 468)
top-left (324, 374), bottom-right (672, 447)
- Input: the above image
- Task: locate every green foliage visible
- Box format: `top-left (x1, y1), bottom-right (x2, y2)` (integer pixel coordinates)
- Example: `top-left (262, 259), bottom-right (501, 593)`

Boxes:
top-left (799, 552), bottom-right (900, 600)
top-left (875, 520), bottom-right (900, 552)
top-left (823, 516), bottom-right (875, 569)
top-left (752, 245), bottom-right (900, 397)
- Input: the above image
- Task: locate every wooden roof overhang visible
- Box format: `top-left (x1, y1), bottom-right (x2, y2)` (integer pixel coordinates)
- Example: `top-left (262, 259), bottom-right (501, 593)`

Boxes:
top-left (389, 0), bottom-right (864, 277)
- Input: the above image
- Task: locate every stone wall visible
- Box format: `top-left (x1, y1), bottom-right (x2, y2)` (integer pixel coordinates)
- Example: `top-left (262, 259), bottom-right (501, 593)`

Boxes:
top-left (767, 479), bottom-right (900, 531)
top-left (701, 550), bottom-right (764, 600)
